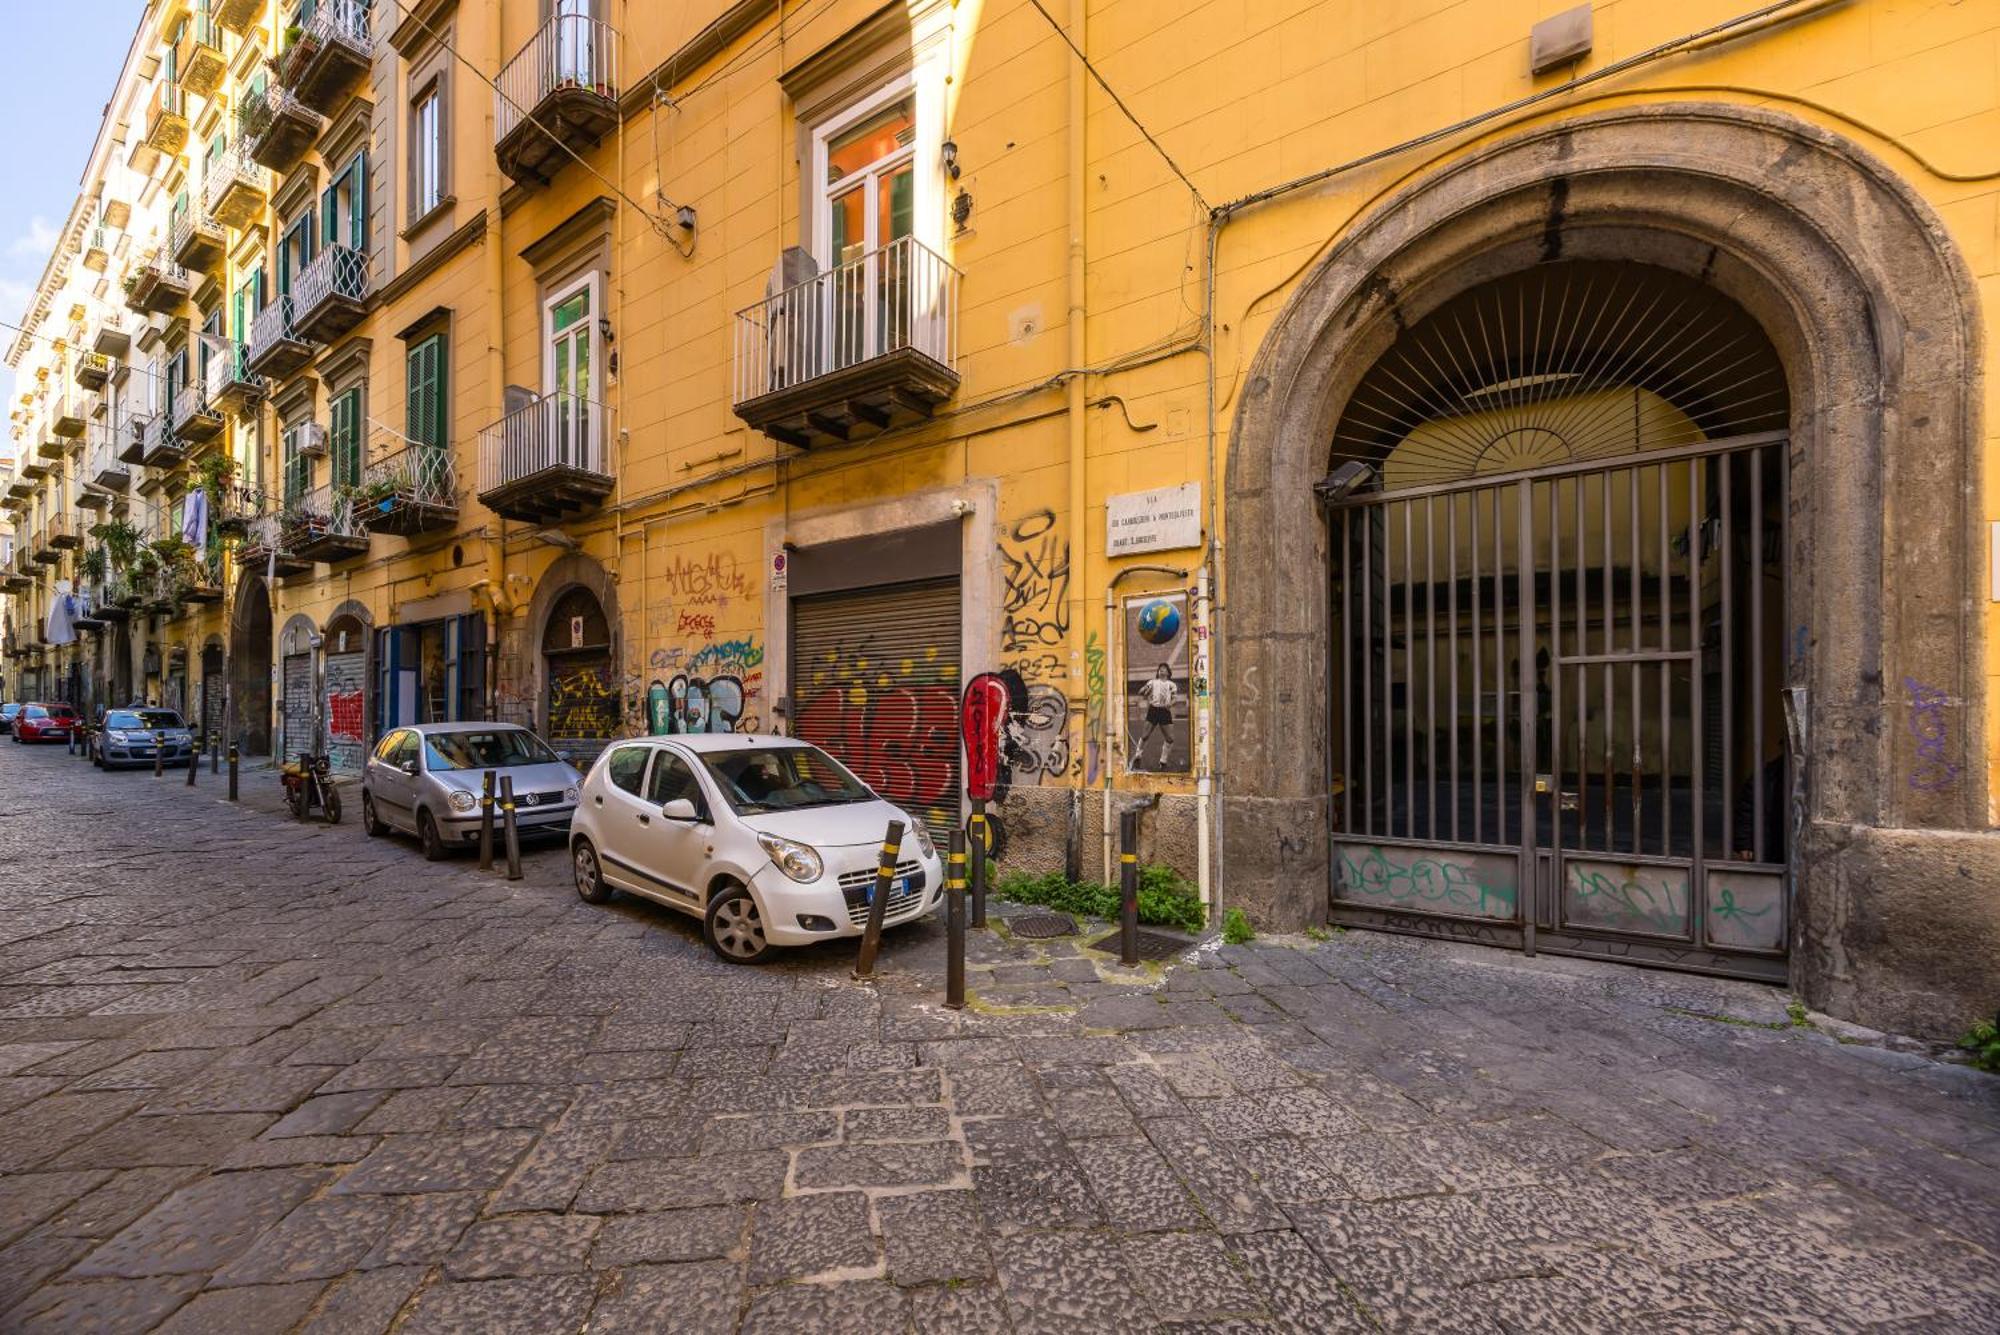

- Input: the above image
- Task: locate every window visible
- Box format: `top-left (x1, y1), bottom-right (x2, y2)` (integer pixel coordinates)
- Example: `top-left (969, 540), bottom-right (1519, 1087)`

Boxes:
top-left (604, 744), bottom-right (649, 796)
top-left (817, 87), bottom-right (916, 269)
top-left (279, 213), bottom-right (313, 297)
top-left (645, 751), bottom-right (702, 809)
top-left (406, 332), bottom-right (447, 453)
top-left (373, 729), bottom-right (407, 763)
top-left (330, 387), bottom-right (362, 489)
top-left (282, 421), bottom-right (311, 505)
top-left (322, 151), bottom-right (368, 254)
top-left (410, 81), bottom-right (445, 220)
top-left (544, 276), bottom-right (596, 460)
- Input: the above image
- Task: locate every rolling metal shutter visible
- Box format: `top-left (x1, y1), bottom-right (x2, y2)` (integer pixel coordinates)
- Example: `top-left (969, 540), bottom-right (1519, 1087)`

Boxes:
top-left (792, 578), bottom-right (961, 844)
top-left (281, 651), bottom-right (314, 764)
top-left (322, 648), bottom-right (368, 774)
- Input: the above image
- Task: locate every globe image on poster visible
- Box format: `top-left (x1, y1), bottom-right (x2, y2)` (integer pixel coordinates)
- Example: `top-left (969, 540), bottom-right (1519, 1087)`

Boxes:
top-left (1136, 598), bottom-right (1181, 645)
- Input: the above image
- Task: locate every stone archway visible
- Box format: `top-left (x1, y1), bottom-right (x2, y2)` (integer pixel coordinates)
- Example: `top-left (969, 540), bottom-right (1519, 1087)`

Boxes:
top-left (520, 552), bottom-right (622, 747)
top-left (1221, 104), bottom-right (1988, 1035)
top-left (229, 572), bottom-right (273, 756)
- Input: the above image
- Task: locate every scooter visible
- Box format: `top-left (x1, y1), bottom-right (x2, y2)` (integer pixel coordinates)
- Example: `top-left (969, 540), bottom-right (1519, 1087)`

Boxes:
top-left (281, 751), bottom-right (342, 824)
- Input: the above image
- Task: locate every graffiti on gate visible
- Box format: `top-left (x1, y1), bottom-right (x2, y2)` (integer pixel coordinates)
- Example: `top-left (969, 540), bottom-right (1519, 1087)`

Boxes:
top-left (1000, 509), bottom-right (1069, 654)
top-left (1565, 864), bottom-right (1689, 936)
top-left (327, 689), bottom-right (364, 743)
top-left (648, 674), bottom-right (748, 735)
top-left (796, 630), bottom-right (959, 827)
top-left (1335, 844), bottom-right (1519, 920)
top-left (1903, 676), bottom-right (1959, 793)
top-left (1083, 630), bottom-right (1106, 784)
top-left (549, 663), bottom-right (619, 739)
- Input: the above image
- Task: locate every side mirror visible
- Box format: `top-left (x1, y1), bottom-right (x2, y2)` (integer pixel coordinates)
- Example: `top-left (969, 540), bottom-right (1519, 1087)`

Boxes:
top-left (660, 798), bottom-right (698, 822)
top-left (400, 760), bottom-right (419, 776)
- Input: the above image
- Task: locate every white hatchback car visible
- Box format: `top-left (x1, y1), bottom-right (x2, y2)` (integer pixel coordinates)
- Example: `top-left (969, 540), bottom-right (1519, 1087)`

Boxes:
top-left (569, 734), bottom-right (945, 963)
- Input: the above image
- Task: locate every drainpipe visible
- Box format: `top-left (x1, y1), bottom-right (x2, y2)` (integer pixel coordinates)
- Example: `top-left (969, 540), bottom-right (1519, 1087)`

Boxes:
top-left (1065, 0), bottom-right (1089, 827)
top-left (1102, 563), bottom-right (1187, 882)
top-left (483, 1), bottom-right (509, 722)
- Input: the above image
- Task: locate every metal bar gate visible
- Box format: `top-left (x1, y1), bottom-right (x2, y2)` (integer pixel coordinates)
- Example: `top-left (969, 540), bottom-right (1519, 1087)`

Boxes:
top-left (1327, 432), bottom-right (1791, 980)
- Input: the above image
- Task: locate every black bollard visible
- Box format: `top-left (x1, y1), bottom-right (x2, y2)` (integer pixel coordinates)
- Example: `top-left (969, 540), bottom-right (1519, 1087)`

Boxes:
top-left (968, 797), bottom-right (988, 929)
top-left (945, 827), bottom-right (967, 1010)
top-left (1119, 809), bottom-right (1140, 967)
top-left (186, 737), bottom-right (197, 786)
top-left (499, 774), bottom-right (522, 881)
top-left (211, 739), bottom-right (219, 774)
top-left (228, 744), bottom-right (239, 801)
top-left (154, 740), bottom-right (163, 778)
top-left (478, 770), bottom-right (495, 871)
top-left (853, 819), bottom-right (905, 980)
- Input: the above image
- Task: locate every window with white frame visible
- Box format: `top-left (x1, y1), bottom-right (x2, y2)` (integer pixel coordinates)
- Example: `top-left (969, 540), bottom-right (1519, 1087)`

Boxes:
top-left (543, 274), bottom-right (598, 466)
top-left (814, 84), bottom-right (917, 271)
top-left (410, 80), bottom-right (445, 221)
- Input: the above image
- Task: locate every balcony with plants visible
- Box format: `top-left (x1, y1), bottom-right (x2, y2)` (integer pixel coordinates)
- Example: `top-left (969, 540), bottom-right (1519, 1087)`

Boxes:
top-left (476, 390), bottom-right (614, 523)
top-left (75, 351), bottom-right (112, 392)
top-left (170, 203), bottom-right (227, 275)
top-left (176, 7), bottom-right (228, 100)
top-left (152, 533), bottom-right (224, 604)
top-left (353, 443), bottom-right (456, 538)
top-left (277, 0), bottom-right (373, 115)
top-left (202, 140), bottom-right (270, 230)
top-left (240, 507), bottom-right (312, 577)
top-left (236, 82), bottom-right (323, 175)
top-left (170, 381), bottom-right (224, 446)
top-left (495, 13), bottom-right (619, 188)
top-left (123, 252), bottom-right (193, 316)
top-left (283, 477), bottom-right (368, 563)
top-left (731, 235), bottom-right (962, 450)
top-left (293, 245), bottom-right (369, 342)
top-left (145, 80), bottom-right (189, 157)
top-left (246, 295), bottom-right (313, 379)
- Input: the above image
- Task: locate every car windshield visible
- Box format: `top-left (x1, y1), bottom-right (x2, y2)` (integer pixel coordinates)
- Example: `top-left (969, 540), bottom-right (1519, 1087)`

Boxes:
top-left (22, 706), bottom-right (46, 719)
top-left (701, 745), bottom-right (873, 814)
top-left (0, 704), bottom-right (18, 716)
top-left (423, 729), bottom-right (559, 772)
top-left (106, 711), bottom-right (183, 730)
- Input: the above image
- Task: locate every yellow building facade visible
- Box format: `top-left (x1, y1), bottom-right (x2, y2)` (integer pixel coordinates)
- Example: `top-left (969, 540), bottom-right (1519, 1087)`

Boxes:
top-left (5, 0), bottom-right (1996, 1035)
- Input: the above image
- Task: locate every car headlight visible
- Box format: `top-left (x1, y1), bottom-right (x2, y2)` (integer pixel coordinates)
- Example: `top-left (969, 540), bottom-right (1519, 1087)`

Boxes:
top-left (447, 788), bottom-right (477, 813)
top-left (563, 785), bottom-right (579, 804)
top-left (756, 832), bottom-right (824, 884)
top-left (109, 730), bottom-right (133, 743)
top-left (905, 816), bottom-right (936, 860)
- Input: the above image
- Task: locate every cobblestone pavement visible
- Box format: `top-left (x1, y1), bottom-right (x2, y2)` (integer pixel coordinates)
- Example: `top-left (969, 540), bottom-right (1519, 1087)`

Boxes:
top-left (0, 742), bottom-right (1997, 1333)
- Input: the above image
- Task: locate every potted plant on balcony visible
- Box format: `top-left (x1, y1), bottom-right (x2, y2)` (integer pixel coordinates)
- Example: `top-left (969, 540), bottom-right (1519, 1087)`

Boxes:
top-left (91, 517), bottom-right (140, 570)
top-left (79, 545), bottom-right (107, 585)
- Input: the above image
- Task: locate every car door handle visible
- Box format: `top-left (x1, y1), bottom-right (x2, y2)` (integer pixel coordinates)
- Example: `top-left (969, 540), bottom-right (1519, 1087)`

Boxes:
top-left (593, 795), bottom-right (603, 806)
top-left (637, 814), bottom-right (650, 825)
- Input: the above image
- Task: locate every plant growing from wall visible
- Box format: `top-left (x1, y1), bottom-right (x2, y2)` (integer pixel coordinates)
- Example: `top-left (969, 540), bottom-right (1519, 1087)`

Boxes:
top-left (1222, 907), bottom-right (1255, 945)
top-left (1960, 1015), bottom-right (2000, 1073)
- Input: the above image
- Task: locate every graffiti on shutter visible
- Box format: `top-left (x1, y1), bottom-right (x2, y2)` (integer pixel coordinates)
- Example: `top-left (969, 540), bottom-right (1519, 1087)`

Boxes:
top-left (548, 654), bottom-right (617, 744)
top-left (281, 652), bottom-right (313, 762)
top-left (323, 649), bottom-right (367, 773)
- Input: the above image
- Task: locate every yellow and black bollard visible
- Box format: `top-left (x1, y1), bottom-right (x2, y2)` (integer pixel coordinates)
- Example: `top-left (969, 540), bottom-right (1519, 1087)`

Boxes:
top-left (945, 827), bottom-right (967, 1009)
top-left (853, 819), bottom-right (905, 980)
top-left (478, 770), bottom-right (496, 870)
top-left (499, 774), bottom-right (522, 880)
top-left (1119, 809), bottom-right (1140, 967)
top-left (968, 799), bottom-right (988, 929)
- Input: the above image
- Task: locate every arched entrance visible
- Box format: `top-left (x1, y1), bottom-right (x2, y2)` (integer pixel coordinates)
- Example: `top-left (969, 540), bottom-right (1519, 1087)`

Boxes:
top-left (230, 573), bottom-right (273, 756)
top-left (322, 605), bottom-right (372, 774)
top-left (1325, 260), bottom-right (1791, 977)
top-left (541, 584), bottom-right (616, 764)
top-left (1222, 106), bottom-right (1988, 1030)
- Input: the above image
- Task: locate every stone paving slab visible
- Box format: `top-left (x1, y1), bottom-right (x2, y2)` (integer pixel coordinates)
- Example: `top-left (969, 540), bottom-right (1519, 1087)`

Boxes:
top-left (0, 743), bottom-right (1995, 1331)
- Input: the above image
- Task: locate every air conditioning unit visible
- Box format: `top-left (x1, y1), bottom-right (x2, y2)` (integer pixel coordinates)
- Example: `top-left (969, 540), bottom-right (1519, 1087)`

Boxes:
top-left (295, 422), bottom-right (328, 458)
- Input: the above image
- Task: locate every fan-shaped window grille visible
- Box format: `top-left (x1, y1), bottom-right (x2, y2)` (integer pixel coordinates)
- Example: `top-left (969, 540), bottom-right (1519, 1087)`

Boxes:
top-left (1331, 262), bottom-right (1789, 491)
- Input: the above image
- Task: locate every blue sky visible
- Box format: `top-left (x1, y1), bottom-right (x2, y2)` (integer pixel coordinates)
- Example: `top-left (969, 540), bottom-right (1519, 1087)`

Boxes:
top-left (0, 5), bottom-right (140, 434)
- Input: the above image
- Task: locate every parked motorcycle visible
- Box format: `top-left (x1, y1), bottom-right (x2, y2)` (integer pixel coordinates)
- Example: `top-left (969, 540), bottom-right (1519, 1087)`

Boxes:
top-left (281, 752), bottom-right (342, 824)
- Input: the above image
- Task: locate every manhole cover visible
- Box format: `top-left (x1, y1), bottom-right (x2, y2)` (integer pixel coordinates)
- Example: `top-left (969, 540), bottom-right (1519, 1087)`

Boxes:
top-left (1007, 912), bottom-right (1078, 938)
top-left (1090, 929), bottom-right (1195, 962)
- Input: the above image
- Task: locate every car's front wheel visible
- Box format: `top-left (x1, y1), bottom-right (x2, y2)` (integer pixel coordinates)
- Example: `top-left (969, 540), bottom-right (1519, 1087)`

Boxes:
top-left (573, 838), bottom-right (611, 904)
top-left (704, 882), bottom-right (775, 965)
top-left (361, 791), bottom-right (387, 837)
top-left (417, 809), bottom-right (449, 862)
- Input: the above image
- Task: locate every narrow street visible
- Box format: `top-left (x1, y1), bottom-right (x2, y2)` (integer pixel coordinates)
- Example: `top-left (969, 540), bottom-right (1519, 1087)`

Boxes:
top-left (0, 741), bottom-right (1995, 1333)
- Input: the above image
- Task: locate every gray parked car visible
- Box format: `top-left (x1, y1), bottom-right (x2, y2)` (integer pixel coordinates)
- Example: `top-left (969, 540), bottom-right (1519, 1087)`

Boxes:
top-left (361, 722), bottom-right (583, 861)
top-left (92, 708), bottom-right (196, 769)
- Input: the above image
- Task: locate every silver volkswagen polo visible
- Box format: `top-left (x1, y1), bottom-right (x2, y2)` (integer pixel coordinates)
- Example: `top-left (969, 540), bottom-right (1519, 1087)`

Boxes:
top-left (361, 722), bottom-right (583, 860)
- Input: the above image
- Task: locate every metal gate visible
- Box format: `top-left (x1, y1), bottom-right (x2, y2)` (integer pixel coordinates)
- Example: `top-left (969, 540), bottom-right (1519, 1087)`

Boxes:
top-left (1328, 433), bottom-right (1791, 980)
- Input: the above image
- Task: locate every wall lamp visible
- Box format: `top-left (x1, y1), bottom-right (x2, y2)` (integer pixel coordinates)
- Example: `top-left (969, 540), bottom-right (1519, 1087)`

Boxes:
top-left (941, 139), bottom-right (961, 180)
top-left (1314, 461), bottom-right (1378, 506)
top-left (676, 204), bottom-right (697, 233)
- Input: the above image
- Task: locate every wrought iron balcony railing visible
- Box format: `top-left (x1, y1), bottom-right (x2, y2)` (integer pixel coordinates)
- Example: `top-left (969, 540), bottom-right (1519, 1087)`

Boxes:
top-left (354, 443), bottom-right (457, 537)
top-left (236, 82), bottom-right (323, 174)
top-left (494, 15), bottom-right (619, 186)
top-left (201, 141), bottom-right (271, 229)
top-left (293, 245), bottom-right (369, 341)
top-left (476, 390), bottom-right (614, 523)
top-left (280, 0), bottom-right (373, 113)
top-left (284, 479), bottom-right (368, 563)
top-left (171, 207), bottom-right (227, 273)
top-left (246, 296), bottom-right (313, 379)
top-left (241, 510), bottom-right (312, 576)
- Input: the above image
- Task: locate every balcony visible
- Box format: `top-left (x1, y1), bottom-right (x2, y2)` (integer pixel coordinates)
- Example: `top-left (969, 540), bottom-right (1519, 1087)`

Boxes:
top-left (246, 297), bottom-right (313, 379)
top-left (145, 81), bottom-right (190, 158)
top-left (731, 236), bottom-right (962, 450)
top-left (236, 84), bottom-right (323, 175)
top-left (141, 571), bottom-right (181, 616)
top-left (171, 548), bottom-right (224, 603)
top-left (47, 513), bottom-right (80, 552)
top-left (283, 482), bottom-right (368, 563)
top-left (124, 254), bottom-right (193, 316)
top-left (75, 352), bottom-right (112, 392)
top-left (92, 580), bottom-right (131, 620)
top-left (279, 0), bottom-right (373, 115)
top-left (476, 391), bottom-right (614, 523)
top-left (82, 226), bottom-right (110, 274)
top-left (201, 142), bottom-right (270, 230)
top-left (171, 384), bottom-right (224, 446)
top-left (0, 568), bottom-right (28, 594)
top-left (215, 0), bottom-right (259, 32)
top-left (109, 574), bottom-right (146, 611)
top-left (293, 245), bottom-right (368, 343)
top-left (116, 414), bottom-right (151, 468)
top-left (19, 459), bottom-right (50, 481)
top-left (176, 12), bottom-right (228, 100)
top-left (494, 15), bottom-right (619, 188)
top-left (355, 444), bottom-right (457, 538)
top-left (36, 439), bottom-right (66, 462)
top-left (31, 525), bottom-right (59, 563)
top-left (241, 512), bottom-right (313, 577)
top-left (207, 342), bottom-right (266, 414)
top-left (93, 314), bottom-right (131, 358)
top-left (170, 208), bottom-right (227, 274)
top-left (141, 415), bottom-right (186, 469)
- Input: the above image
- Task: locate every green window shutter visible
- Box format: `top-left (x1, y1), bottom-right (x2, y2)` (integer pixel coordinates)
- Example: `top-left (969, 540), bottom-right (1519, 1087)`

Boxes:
top-left (348, 153), bottom-right (368, 255)
top-left (407, 334), bottom-right (446, 453)
top-left (333, 388), bottom-right (361, 489)
top-left (320, 184), bottom-right (337, 252)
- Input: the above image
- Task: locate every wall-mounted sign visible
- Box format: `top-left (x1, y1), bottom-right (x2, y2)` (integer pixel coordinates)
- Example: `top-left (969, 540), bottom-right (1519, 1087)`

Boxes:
top-left (570, 615), bottom-right (586, 649)
top-left (770, 550), bottom-right (788, 592)
top-left (1106, 483), bottom-right (1200, 556)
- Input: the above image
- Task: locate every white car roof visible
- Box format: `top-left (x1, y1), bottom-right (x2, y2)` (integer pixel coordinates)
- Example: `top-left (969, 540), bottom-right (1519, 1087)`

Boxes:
top-left (646, 732), bottom-right (798, 754)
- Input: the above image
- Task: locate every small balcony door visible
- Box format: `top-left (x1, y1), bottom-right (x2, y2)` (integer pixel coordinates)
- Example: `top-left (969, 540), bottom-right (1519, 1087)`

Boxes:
top-left (543, 274), bottom-right (597, 468)
top-left (552, 0), bottom-right (600, 90)
top-left (815, 85), bottom-right (917, 374)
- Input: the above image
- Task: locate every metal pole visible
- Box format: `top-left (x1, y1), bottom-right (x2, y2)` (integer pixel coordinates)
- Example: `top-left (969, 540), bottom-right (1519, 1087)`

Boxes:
top-left (945, 827), bottom-right (967, 1009)
top-left (1119, 809), bottom-right (1139, 967)
top-left (211, 738), bottom-right (219, 774)
top-left (853, 818), bottom-right (905, 980)
top-left (478, 769), bottom-right (495, 871)
top-left (500, 774), bottom-right (522, 881)
top-left (969, 798), bottom-right (987, 928)
top-left (228, 744), bottom-right (238, 801)
top-left (154, 739), bottom-right (163, 778)
top-left (186, 733), bottom-right (197, 786)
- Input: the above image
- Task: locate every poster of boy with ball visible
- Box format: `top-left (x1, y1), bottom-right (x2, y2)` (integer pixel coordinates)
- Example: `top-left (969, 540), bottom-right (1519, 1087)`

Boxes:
top-left (1124, 592), bottom-right (1190, 774)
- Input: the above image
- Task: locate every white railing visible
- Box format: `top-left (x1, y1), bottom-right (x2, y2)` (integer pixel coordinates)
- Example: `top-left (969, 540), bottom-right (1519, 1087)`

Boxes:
top-left (201, 142), bottom-right (270, 216)
top-left (249, 296), bottom-right (301, 360)
top-left (496, 14), bottom-right (618, 145)
top-left (143, 414), bottom-right (184, 463)
top-left (170, 208), bottom-right (222, 258)
top-left (477, 391), bottom-right (613, 493)
top-left (236, 83), bottom-right (317, 156)
top-left (359, 443), bottom-right (456, 511)
top-left (296, 245), bottom-right (369, 317)
top-left (86, 426), bottom-right (126, 483)
top-left (171, 382), bottom-right (217, 433)
top-left (287, 0), bottom-right (372, 75)
top-left (287, 480), bottom-right (365, 543)
top-left (243, 510), bottom-right (298, 562)
top-left (206, 341), bottom-right (262, 398)
top-left (732, 235), bottom-right (961, 405)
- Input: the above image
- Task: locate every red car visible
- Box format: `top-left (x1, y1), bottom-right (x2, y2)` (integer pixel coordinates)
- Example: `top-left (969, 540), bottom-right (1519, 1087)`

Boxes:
top-left (13, 703), bottom-right (79, 744)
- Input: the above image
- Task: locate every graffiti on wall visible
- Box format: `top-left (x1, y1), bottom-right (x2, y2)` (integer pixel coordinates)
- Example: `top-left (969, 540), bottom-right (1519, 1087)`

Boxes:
top-left (1083, 630), bottom-right (1106, 785)
top-left (1000, 509), bottom-right (1069, 655)
top-left (647, 674), bottom-right (751, 735)
top-left (327, 689), bottom-right (364, 743)
top-left (548, 661), bottom-right (619, 740)
top-left (659, 552), bottom-right (752, 607)
top-left (1904, 676), bottom-right (1959, 793)
top-left (794, 630), bottom-right (959, 833)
